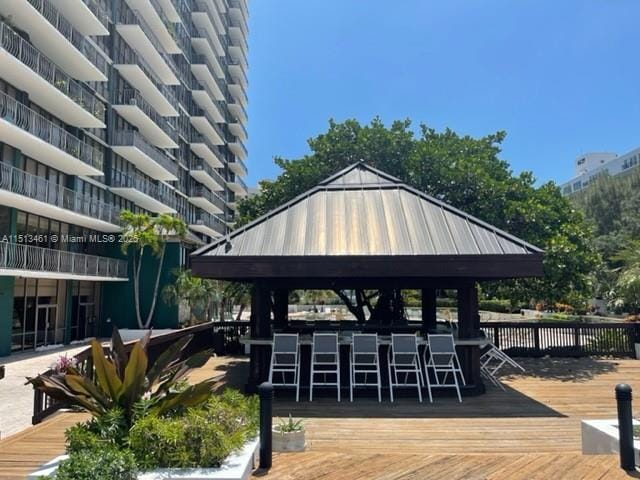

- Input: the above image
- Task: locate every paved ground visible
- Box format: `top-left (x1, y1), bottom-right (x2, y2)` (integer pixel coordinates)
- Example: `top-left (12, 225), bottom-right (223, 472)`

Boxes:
top-left (0, 344), bottom-right (88, 439)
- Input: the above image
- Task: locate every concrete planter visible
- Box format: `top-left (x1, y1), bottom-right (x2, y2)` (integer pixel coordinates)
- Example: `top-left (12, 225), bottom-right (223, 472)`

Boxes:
top-left (272, 429), bottom-right (306, 452)
top-left (29, 438), bottom-right (260, 480)
top-left (581, 419), bottom-right (640, 464)
top-left (635, 343), bottom-right (640, 360)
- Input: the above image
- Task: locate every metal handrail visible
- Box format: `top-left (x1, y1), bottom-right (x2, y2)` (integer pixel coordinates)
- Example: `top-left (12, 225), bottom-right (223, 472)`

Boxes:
top-left (229, 173), bottom-right (248, 191)
top-left (0, 162), bottom-right (119, 225)
top-left (191, 184), bottom-right (226, 211)
top-left (116, 7), bottom-right (180, 80)
top-left (26, 0), bottom-right (109, 77)
top-left (117, 89), bottom-right (178, 143)
top-left (112, 130), bottom-right (178, 177)
top-left (110, 169), bottom-right (177, 210)
top-left (0, 23), bottom-right (105, 122)
top-left (114, 41), bottom-right (179, 108)
top-left (0, 91), bottom-right (104, 171)
top-left (0, 241), bottom-right (128, 278)
top-left (193, 209), bottom-right (226, 235)
top-left (192, 157), bottom-right (226, 187)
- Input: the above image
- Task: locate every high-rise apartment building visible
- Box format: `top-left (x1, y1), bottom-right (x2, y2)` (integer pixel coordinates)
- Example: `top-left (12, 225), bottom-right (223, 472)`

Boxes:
top-left (0, 0), bottom-right (249, 356)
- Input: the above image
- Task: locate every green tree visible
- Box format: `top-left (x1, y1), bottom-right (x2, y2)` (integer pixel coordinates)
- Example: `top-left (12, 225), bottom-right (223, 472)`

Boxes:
top-left (239, 118), bottom-right (598, 309)
top-left (120, 211), bottom-right (187, 329)
top-left (162, 269), bottom-right (219, 325)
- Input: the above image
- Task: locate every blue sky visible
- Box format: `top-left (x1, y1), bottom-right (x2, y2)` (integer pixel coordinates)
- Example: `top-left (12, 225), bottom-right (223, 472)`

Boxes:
top-left (244, 0), bottom-right (640, 187)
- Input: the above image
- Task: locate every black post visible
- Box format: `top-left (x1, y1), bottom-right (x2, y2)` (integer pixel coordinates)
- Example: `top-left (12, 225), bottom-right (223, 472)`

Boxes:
top-left (258, 382), bottom-right (273, 470)
top-left (615, 383), bottom-right (635, 471)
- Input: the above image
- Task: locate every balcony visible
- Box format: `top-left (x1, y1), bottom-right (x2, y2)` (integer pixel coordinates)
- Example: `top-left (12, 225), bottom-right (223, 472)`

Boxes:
top-left (228, 139), bottom-right (248, 162)
top-left (228, 97), bottom-right (248, 125)
top-left (228, 81), bottom-right (248, 108)
top-left (188, 210), bottom-right (226, 238)
top-left (190, 105), bottom-right (225, 146)
top-left (0, 91), bottom-right (103, 176)
top-left (227, 57), bottom-right (248, 87)
top-left (227, 173), bottom-right (248, 197)
top-left (50, 0), bottom-right (110, 36)
top-left (0, 162), bottom-right (120, 232)
top-left (0, 23), bottom-right (105, 129)
top-left (228, 17), bottom-right (248, 54)
top-left (189, 131), bottom-right (224, 168)
top-left (115, 7), bottom-right (179, 85)
top-left (110, 169), bottom-right (177, 213)
top-left (191, 56), bottom-right (226, 102)
top-left (190, 157), bottom-right (225, 192)
top-left (188, 185), bottom-right (225, 214)
top-left (228, 121), bottom-right (248, 142)
top-left (0, 241), bottom-right (127, 281)
top-left (229, 0), bottom-right (249, 23)
top-left (111, 130), bottom-right (178, 181)
top-left (113, 89), bottom-right (179, 148)
top-left (191, 32), bottom-right (225, 79)
top-left (2, 0), bottom-right (108, 81)
top-left (114, 45), bottom-right (178, 117)
top-left (228, 156), bottom-right (247, 177)
top-left (191, 1), bottom-right (225, 56)
top-left (156, 0), bottom-right (182, 22)
top-left (228, 0), bottom-right (248, 36)
top-left (123, 0), bottom-right (181, 54)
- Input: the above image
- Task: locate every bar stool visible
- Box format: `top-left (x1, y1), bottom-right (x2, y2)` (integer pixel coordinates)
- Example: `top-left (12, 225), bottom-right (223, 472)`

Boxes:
top-left (423, 334), bottom-right (465, 403)
top-left (387, 334), bottom-right (423, 402)
top-left (309, 332), bottom-right (340, 402)
top-left (268, 333), bottom-right (300, 402)
top-left (350, 333), bottom-right (382, 402)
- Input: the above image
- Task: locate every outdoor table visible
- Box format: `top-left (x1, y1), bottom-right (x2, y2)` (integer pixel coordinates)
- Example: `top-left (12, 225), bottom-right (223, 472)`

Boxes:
top-left (239, 334), bottom-right (489, 348)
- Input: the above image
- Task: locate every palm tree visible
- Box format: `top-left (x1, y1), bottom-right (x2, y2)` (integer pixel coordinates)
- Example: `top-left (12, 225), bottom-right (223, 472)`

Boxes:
top-left (163, 269), bottom-right (219, 325)
top-left (120, 211), bottom-right (187, 328)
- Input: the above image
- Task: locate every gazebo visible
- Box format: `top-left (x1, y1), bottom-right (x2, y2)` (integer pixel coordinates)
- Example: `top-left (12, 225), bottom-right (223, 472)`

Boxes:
top-left (191, 163), bottom-right (544, 396)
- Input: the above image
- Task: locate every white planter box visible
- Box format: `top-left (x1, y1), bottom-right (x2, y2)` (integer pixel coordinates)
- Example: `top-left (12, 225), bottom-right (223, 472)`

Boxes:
top-left (272, 429), bottom-right (305, 452)
top-left (635, 343), bottom-right (640, 360)
top-left (29, 439), bottom-right (260, 480)
top-left (581, 419), bottom-right (640, 464)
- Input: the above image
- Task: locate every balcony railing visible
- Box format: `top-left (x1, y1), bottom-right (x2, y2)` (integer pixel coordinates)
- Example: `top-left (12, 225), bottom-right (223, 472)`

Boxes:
top-left (228, 155), bottom-right (247, 174)
top-left (117, 89), bottom-right (178, 143)
top-left (190, 130), bottom-right (224, 160)
top-left (192, 157), bottom-right (226, 187)
top-left (192, 210), bottom-right (226, 235)
top-left (81, 0), bottom-right (111, 29)
top-left (112, 130), bottom-right (178, 177)
top-left (26, 0), bottom-right (109, 77)
top-left (0, 241), bottom-right (127, 279)
top-left (190, 103), bottom-right (225, 142)
top-left (116, 6), bottom-right (180, 80)
top-left (192, 53), bottom-right (227, 96)
top-left (0, 23), bottom-right (106, 123)
top-left (229, 120), bottom-right (248, 140)
top-left (0, 91), bottom-right (104, 172)
top-left (111, 169), bottom-right (177, 210)
top-left (0, 162), bottom-right (119, 225)
top-left (228, 96), bottom-right (248, 122)
top-left (115, 42), bottom-right (178, 108)
top-left (229, 173), bottom-right (247, 191)
top-left (191, 184), bottom-right (225, 211)
top-left (227, 57), bottom-right (249, 85)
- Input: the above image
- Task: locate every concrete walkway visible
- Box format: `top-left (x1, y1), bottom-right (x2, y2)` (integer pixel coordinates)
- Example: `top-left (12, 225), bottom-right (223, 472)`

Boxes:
top-left (0, 344), bottom-right (89, 439)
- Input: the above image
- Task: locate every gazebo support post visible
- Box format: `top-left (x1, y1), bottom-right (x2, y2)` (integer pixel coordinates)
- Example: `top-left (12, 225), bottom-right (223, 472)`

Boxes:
top-left (456, 282), bottom-right (484, 394)
top-left (273, 289), bottom-right (289, 331)
top-left (421, 288), bottom-right (437, 333)
top-left (247, 281), bottom-right (272, 393)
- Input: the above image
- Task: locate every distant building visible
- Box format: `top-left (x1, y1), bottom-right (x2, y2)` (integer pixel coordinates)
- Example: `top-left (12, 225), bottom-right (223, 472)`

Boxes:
top-left (560, 147), bottom-right (640, 195)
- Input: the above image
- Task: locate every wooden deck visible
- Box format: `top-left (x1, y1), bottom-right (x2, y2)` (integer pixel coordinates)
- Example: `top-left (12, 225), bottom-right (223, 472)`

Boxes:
top-left (1, 356), bottom-right (639, 479)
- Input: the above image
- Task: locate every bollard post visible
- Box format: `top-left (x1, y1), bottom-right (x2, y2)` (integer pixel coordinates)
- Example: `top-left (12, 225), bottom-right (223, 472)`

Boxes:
top-left (615, 383), bottom-right (635, 471)
top-left (258, 381), bottom-right (273, 470)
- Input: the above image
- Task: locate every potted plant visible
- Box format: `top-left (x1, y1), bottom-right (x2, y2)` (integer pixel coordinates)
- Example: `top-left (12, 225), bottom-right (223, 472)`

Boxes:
top-left (273, 415), bottom-right (305, 452)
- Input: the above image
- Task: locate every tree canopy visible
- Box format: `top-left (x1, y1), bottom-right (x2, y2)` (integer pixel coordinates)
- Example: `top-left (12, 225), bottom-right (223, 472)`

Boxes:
top-left (239, 118), bottom-right (598, 307)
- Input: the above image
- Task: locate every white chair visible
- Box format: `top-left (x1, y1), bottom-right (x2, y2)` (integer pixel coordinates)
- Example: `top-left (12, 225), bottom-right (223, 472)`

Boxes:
top-left (387, 334), bottom-right (423, 402)
top-left (424, 334), bottom-right (465, 403)
top-left (480, 344), bottom-right (525, 390)
top-left (309, 333), bottom-right (341, 401)
top-left (268, 333), bottom-right (300, 402)
top-left (350, 333), bottom-right (382, 402)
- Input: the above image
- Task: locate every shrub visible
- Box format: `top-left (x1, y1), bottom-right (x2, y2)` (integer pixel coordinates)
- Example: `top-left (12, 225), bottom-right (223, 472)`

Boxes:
top-left (128, 389), bottom-right (258, 469)
top-left (436, 298), bottom-right (457, 308)
top-left (478, 299), bottom-right (512, 313)
top-left (54, 447), bottom-right (136, 480)
top-left (66, 408), bottom-right (128, 453)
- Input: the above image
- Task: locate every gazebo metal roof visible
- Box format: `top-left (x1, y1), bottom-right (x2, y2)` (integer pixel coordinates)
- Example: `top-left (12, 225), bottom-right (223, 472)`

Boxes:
top-left (191, 163), bottom-right (544, 281)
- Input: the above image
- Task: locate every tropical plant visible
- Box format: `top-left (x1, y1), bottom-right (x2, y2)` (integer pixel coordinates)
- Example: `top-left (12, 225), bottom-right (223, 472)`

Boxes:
top-left (276, 414), bottom-right (305, 433)
top-left (162, 269), bottom-right (219, 325)
top-left (27, 328), bottom-right (215, 428)
top-left (120, 210), bottom-right (188, 328)
top-left (53, 447), bottom-right (137, 480)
